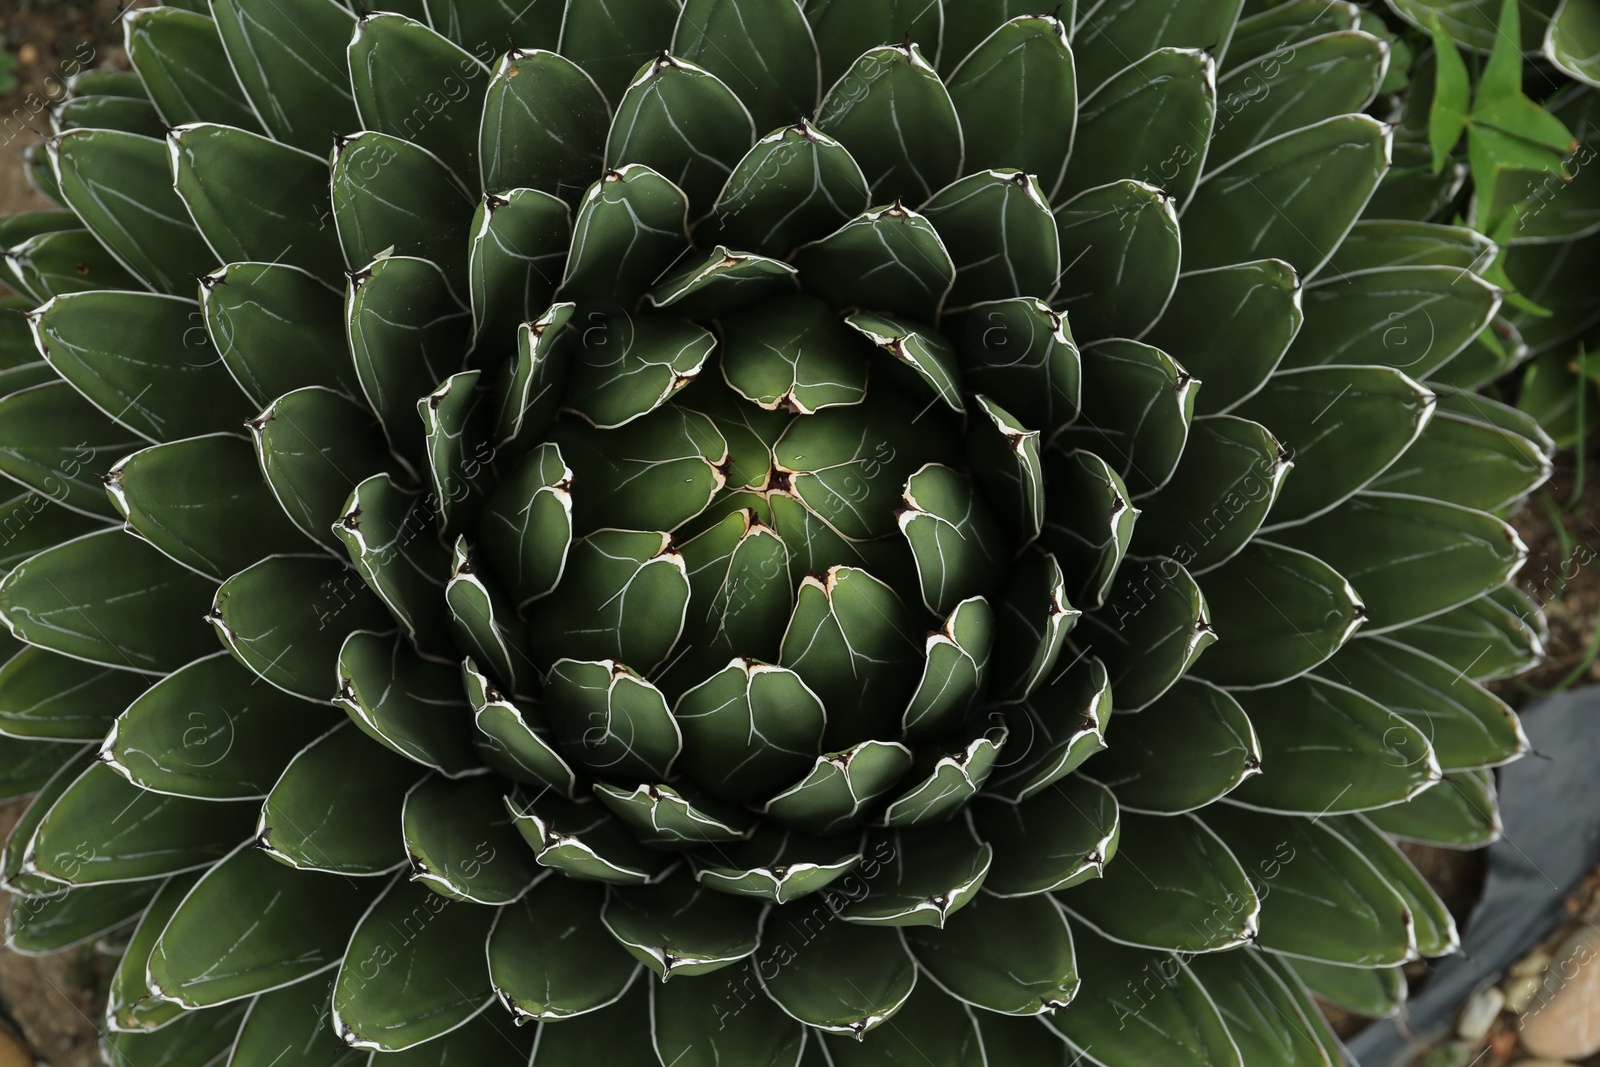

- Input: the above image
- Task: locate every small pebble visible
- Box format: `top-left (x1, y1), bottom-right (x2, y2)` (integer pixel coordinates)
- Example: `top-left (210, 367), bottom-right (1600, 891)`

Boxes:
top-left (1506, 974), bottom-right (1544, 1014)
top-left (1459, 985), bottom-right (1506, 1042)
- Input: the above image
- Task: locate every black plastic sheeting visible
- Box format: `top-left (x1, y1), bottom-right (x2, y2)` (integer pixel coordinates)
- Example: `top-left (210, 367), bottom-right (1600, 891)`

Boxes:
top-left (1349, 688), bottom-right (1600, 1066)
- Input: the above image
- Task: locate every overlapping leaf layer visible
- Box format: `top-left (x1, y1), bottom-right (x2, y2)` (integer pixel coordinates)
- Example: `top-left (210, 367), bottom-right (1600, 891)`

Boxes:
top-left (0, 0), bottom-right (1554, 1064)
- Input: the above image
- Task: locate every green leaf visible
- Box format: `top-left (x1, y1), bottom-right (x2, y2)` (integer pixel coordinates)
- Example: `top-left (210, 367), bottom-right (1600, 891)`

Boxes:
top-left (336, 631), bottom-right (480, 775)
top-left (946, 298), bottom-right (1080, 437)
top-left (897, 464), bottom-right (1006, 616)
top-left (558, 0), bottom-right (682, 104)
top-left (106, 652), bottom-right (330, 801)
top-left (878, 718), bottom-right (1007, 828)
top-left (480, 442), bottom-right (573, 612)
top-left (921, 170), bottom-right (1059, 310)
top-left (1546, 0), bottom-right (1600, 87)
top-left (1063, 47), bottom-right (1214, 206)
top-left (0, 739), bottom-right (87, 805)
top-left (1324, 814), bottom-right (1456, 956)
top-left (402, 775), bottom-right (542, 904)
top-left (333, 876), bottom-right (495, 1051)
top-left (201, 262), bottom-right (361, 407)
top-left (468, 188), bottom-right (571, 348)
top-left (0, 529), bottom-right (216, 673)
top-left (101, 1002), bottom-right (248, 1067)
top-left (0, 381), bottom-right (130, 518)
top-left (491, 306), bottom-right (574, 453)
top-left (0, 493), bottom-right (102, 571)
top-left (1240, 366), bottom-right (1434, 525)
top-left (1370, 406), bottom-right (1550, 511)
top-left (0, 646), bottom-right (145, 742)
top-left (762, 739), bottom-right (913, 835)
top-left (528, 530), bottom-right (689, 673)
top-left (211, 555), bottom-right (392, 703)
top-left (0, 744), bottom-right (94, 892)
top-left (602, 879), bottom-right (761, 978)
top-left (903, 596), bottom-right (994, 743)
top-left (965, 395), bottom-right (1045, 545)
top-left (446, 540), bottom-right (532, 695)
top-left (605, 54), bottom-right (755, 213)
top-left (988, 549), bottom-right (1074, 703)
top-left (814, 44), bottom-right (961, 202)
top-left (330, 132), bottom-right (474, 279)
top-left (107, 433), bottom-right (305, 581)
top-left (562, 311), bottom-right (715, 428)
top-left (1272, 493), bottom-right (1525, 632)
top-left (124, 6), bottom-right (259, 130)
top-left (506, 791), bottom-right (671, 885)
top-left (792, 203), bottom-right (954, 322)
top-left (1085, 679), bottom-right (1260, 815)
top-left (419, 370), bottom-right (492, 535)
top-left (1038, 451), bottom-right (1135, 611)
top-left (30, 291), bottom-right (253, 442)
top-left (559, 164), bottom-right (689, 304)
top-left (3, 229), bottom-right (140, 302)
top-left (1077, 557), bottom-right (1214, 712)
top-left (8, 880), bottom-right (159, 955)
top-left (462, 659), bottom-right (577, 795)
top-left (150, 844), bottom-right (379, 1007)
top-left (758, 906), bottom-right (916, 1035)
top-left (1366, 769), bottom-right (1500, 847)
top-left (1386, 594), bottom-right (1543, 682)
top-left (1073, 0), bottom-right (1245, 90)
top-left (1230, 675), bottom-right (1438, 814)
top-left (673, 0), bottom-right (819, 134)
top-left (674, 660), bottom-right (824, 805)
top-left (653, 960), bottom-right (807, 1067)
top-left (708, 122), bottom-right (869, 258)
top-left (1203, 806), bottom-right (1415, 965)
top-left (168, 123), bottom-right (341, 283)
top-left (423, 0), bottom-right (562, 49)
top-left (251, 386), bottom-right (397, 554)
top-left (229, 976), bottom-right (365, 1067)
top-left (1063, 811), bottom-right (1259, 953)
top-left (1142, 260), bottom-right (1302, 415)
top-left (1328, 220), bottom-right (1497, 274)
top-left (480, 50), bottom-right (609, 203)
top-left (947, 16), bottom-right (1076, 197)
top-left (257, 721), bottom-right (421, 875)
top-left (543, 659), bottom-right (681, 781)
top-left (972, 776), bottom-right (1118, 896)
top-left (105, 873), bottom-right (196, 1033)
top-left (717, 295), bottom-right (865, 414)
top-left (594, 782), bottom-right (752, 847)
top-left (981, 655), bottom-right (1097, 804)
top-left (836, 823), bottom-right (991, 928)
top-left (1054, 180), bottom-right (1181, 341)
top-left (1194, 540), bottom-right (1364, 687)
top-left (1183, 115), bottom-right (1390, 274)
top-left (489, 875), bottom-right (637, 1021)
top-left (1284, 956), bottom-right (1405, 1018)
top-left (1186, 950), bottom-right (1339, 1065)
top-left (335, 475), bottom-right (450, 655)
top-left (1060, 339), bottom-right (1195, 496)
top-left (211, 0), bottom-right (359, 153)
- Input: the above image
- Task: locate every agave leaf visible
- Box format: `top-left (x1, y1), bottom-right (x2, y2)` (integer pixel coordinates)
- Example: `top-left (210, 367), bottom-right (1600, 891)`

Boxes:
top-left (965, 395), bottom-right (1045, 544)
top-left (257, 721), bottom-right (421, 875)
top-left (403, 775), bottom-right (543, 904)
top-left (1387, 594), bottom-right (1543, 682)
top-left (105, 873), bottom-right (196, 1032)
top-left (480, 50), bottom-right (608, 203)
top-left (1323, 814), bottom-right (1456, 956)
top-left (758, 906), bottom-right (916, 1035)
top-left (492, 307), bottom-right (574, 452)
top-left (1036, 451), bottom-right (1136, 611)
top-left (1284, 955), bottom-right (1405, 1018)
top-left (1204, 806), bottom-right (1415, 965)
top-left (762, 739), bottom-right (914, 836)
top-left (1273, 493), bottom-right (1525, 632)
top-left (420, 370), bottom-right (492, 533)
top-left (1183, 115), bottom-right (1389, 274)
top-left (332, 875), bottom-right (495, 1051)
top-left (8, 880), bottom-right (155, 956)
top-left (26, 762), bottom-right (254, 885)
top-left (1231, 675), bottom-right (1437, 813)
top-left (1062, 48), bottom-right (1214, 206)
top-left (467, 188), bottom-right (571, 348)
top-left (708, 123), bottom-right (869, 258)
top-left (602, 879), bottom-right (762, 978)
top-left (461, 660), bottom-right (573, 793)
top-left (653, 964), bottom-right (807, 1067)
top-left (347, 255), bottom-right (471, 466)
top-left (559, 0), bottom-right (682, 104)
top-left (1075, 0), bottom-right (1243, 89)
top-left (168, 123), bottom-right (342, 283)
top-left (689, 826), bottom-right (861, 904)
top-left (646, 245), bottom-right (798, 319)
top-left (1132, 415), bottom-right (1289, 572)
top-left (29, 291), bottom-right (253, 443)
top-left (230, 976), bottom-right (365, 1067)
top-left (673, 0), bottom-right (819, 134)
top-left (201, 262), bottom-right (360, 407)
top-left (253, 388), bottom-right (396, 557)
top-left (834, 983), bottom-right (993, 1065)
top-left (528, 531), bottom-right (689, 673)
top-left (1142, 259), bottom-right (1301, 415)
top-left (25, 145), bottom-right (62, 212)
top-left (211, 0), bottom-right (359, 153)
top-left (972, 777), bottom-right (1119, 896)
top-left (1371, 406), bottom-right (1551, 511)
top-left (100, 1002), bottom-right (248, 1066)
top-left (1245, 366), bottom-right (1435, 526)
top-left (0, 493), bottom-right (106, 571)
top-left (506, 790), bottom-right (672, 885)
top-left (523, 982), bottom-right (653, 1063)
top-left (903, 596), bottom-right (994, 743)
top-left (336, 475), bottom-right (450, 655)
top-left (923, 171), bottom-right (1060, 311)
top-left (988, 550), bottom-right (1073, 701)
top-left (1053, 180), bottom-right (1181, 340)
top-left (1186, 950), bottom-right (1336, 1065)
top-left (1227, 0), bottom-right (1362, 67)
top-left (1047, 930), bottom-right (1241, 1067)
top-left (878, 718), bottom-right (1007, 828)
top-left (330, 131), bottom-right (474, 278)
top-left (606, 55), bottom-right (755, 213)
top-left (1079, 557), bottom-right (1214, 712)
top-left (792, 203), bottom-right (954, 322)
top-left (1194, 540), bottom-right (1364, 687)
top-left (987, 654), bottom-right (1110, 801)
top-left (149, 844), bottom-right (380, 1007)
top-left (123, 7), bottom-right (258, 130)
top-left (1330, 220), bottom-right (1496, 275)
top-left (1062, 811), bottom-right (1259, 953)
top-left (946, 16), bottom-right (1075, 198)
top-left (815, 43), bottom-right (961, 202)
top-left (4, 230), bottom-right (140, 301)
top-left (837, 822), bottom-right (991, 928)
top-left (1210, 31), bottom-right (1387, 168)
top-left (1545, 0), bottom-right (1600, 87)
top-left (895, 465), bottom-right (1006, 616)
top-left (1366, 769), bottom-right (1499, 847)
top-left (1, 529), bottom-right (216, 674)
top-left (906, 893), bottom-right (1078, 1015)
top-left (446, 541), bottom-right (531, 694)
top-left (337, 631), bottom-right (480, 775)
top-left (562, 311), bottom-right (715, 428)
top-left (480, 442), bottom-right (573, 611)
top-left (559, 164), bottom-right (690, 304)
top-left (594, 781), bottom-right (752, 847)
top-left (0, 646), bottom-right (146, 742)
top-left (673, 660), bottom-right (823, 805)
top-left (1, 745), bottom-right (94, 894)
top-left (0, 739), bottom-right (85, 805)
top-left (106, 653), bottom-right (329, 802)
top-left (0, 210), bottom-right (79, 250)
top-left (665, 511), bottom-right (793, 689)
top-left (1322, 637), bottom-right (1525, 771)
top-left (1061, 339), bottom-right (1195, 497)
top-left (489, 875), bottom-right (637, 1021)
top-left (1085, 679), bottom-right (1260, 815)
top-left (945, 298), bottom-right (1080, 436)
top-left (107, 433), bottom-right (305, 581)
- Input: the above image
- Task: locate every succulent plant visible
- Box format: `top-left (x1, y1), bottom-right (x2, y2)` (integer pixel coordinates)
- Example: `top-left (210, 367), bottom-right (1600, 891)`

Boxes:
top-left (0, 0), bottom-right (1556, 1064)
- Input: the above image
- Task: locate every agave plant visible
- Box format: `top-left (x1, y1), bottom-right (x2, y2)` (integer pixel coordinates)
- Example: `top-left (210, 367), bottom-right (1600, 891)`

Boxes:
top-left (0, 0), bottom-right (1556, 1064)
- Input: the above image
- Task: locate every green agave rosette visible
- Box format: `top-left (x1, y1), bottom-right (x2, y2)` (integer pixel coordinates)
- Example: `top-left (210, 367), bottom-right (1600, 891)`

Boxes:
top-left (0, 1), bottom-right (1551, 1065)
